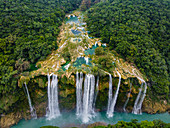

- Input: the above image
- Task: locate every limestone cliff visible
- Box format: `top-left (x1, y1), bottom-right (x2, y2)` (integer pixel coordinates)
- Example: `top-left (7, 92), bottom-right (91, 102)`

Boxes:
top-left (0, 11), bottom-right (169, 128)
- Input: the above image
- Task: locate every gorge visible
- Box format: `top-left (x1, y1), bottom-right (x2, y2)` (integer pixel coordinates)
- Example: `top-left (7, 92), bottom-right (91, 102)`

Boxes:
top-left (0, 0), bottom-right (170, 126)
top-left (3, 11), bottom-right (168, 128)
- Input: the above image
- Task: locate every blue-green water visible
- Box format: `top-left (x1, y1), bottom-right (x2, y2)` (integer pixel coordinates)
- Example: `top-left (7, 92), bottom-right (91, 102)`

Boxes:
top-left (66, 16), bottom-right (79, 24)
top-left (84, 44), bottom-right (98, 55)
top-left (73, 38), bottom-right (81, 42)
top-left (61, 61), bottom-right (71, 71)
top-left (84, 44), bottom-right (106, 55)
top-left (12, 112), bottom-right (170, 128)
top-left (73, 57), bottom-right (92, 68)
top-left (71, 29), bottom-right (81, 35)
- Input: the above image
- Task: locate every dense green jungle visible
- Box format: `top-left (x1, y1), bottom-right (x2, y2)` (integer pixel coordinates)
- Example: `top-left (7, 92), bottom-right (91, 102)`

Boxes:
top-left (41, 119), bottom-right (170, 128)
top-left (0, 0), bottom-right (82, 94)
top-left (85, 0), bottom-right (170, 98)
top-left (0, 0), bottom-right (169, 128)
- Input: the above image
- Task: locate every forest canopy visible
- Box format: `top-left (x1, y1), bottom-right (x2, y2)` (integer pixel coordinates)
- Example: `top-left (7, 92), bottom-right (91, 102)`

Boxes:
top-left (85, 0), bottom-right (170, 98)
top-left (0, 0), bottom-right (82, 95)
top-left (40, 119), bottom-right (170, 128)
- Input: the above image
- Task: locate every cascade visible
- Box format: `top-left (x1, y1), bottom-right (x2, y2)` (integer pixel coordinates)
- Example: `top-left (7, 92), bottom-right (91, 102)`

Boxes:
top-left (76, 72), bottom-right (83, 116)
top-left (47, 74), bottom-right (60, 120)
top-left (75, 74), bottom-right (96, 123)
top-left (24, 82), bottom-right (37, 119)
top-left (84, 57), bottom-right (89, 65)
top-left (93, 75), bottom-right (99, 108)
top-left (89, 75), bottom-right (95, 114)
top-left (57, 62), bottom-right (59, 69)
top-left (137, 82), bottom-right (147, 114)
top-left (106, 74), bottom-right (113, 116)
top-left (64, 63), bottom-right (71, 70)
top-left (59, 40), bottom-right (67, 49)
top-left (95, 41), bottom-right (98, 47)
top-left (123, 80), bottom-right (132, 112)
top-left (82, 74), bottom-right (96, 123)
top-left (132, 83), bottom-right (143, 114)
top-left (107, 70), bottom-right (121, 117)
top-left (82, 74), bottom-right (90, 123)
top-left (132, 70), bottom-right (147, 114)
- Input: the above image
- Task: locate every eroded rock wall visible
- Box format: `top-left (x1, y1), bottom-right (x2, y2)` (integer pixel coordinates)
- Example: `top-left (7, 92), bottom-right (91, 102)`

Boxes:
top-left (0, 74), bottom-right (169, 128)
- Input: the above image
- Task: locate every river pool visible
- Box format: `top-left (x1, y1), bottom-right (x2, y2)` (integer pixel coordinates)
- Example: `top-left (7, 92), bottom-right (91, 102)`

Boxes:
top-left (12, 112), bottom-right (170, 128)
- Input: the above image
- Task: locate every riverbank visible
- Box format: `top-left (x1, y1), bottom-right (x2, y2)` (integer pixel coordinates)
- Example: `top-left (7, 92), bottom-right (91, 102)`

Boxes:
top-left (12, 112), bottom-right (170, 128)
top-left (1, 10), bottom-right (169, 128)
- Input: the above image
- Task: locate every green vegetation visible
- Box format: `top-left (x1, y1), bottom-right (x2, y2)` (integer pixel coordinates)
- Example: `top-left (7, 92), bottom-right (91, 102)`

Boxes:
top-left (95, 47), bottom-right (105, 56)
top-left (40, 126), bottom-right (59, 128)
top-left (109, 119), bottom-right (170, 128)
top-left (0, 0), bottom-right (82, 95)
top-left (95, 120), bottom-right (170, 128)
top-left (93, 47), bottom-right (114, 72)
top-left (40, 120), bottom-right (170, 128)
top-left (80, 0), bottom-right (103, 11)
top-left (85, 0), bottom-right (170, 98)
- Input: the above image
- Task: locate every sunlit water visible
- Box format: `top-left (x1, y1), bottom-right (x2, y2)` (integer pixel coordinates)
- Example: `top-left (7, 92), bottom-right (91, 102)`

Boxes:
top-left (12, 112), bottom-right (170, 128)
top-left (66, 16), bottom-right (79, 24)
top-left (13, 13), bottom-right (170, 128)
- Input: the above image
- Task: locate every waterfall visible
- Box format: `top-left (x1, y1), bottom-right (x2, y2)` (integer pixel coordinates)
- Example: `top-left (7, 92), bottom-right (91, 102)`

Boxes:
top-left (64, 63), bottom-right (71, 70)
top-left (47, 74), bottom-right (60, 120)
top-left (132, 69), bottom-right (147, 114)
top-left (82, 74), bottom-right (91, 123)
top-left (76, 72), bottom-right (83, 116)
top-left (133, 82), bottom-right (147, 114)
top-left (76, 73), bottom-right (96, 123)
top-left (59, 40), bottom-right (67, 49)
top-left (102, 43), bottom-right (106, 46)
top-left (24, 82), bottom-right (37, 119)
top-left (95, 41), bottom-right (98, 47)
top-left (93, 75), bottom-right (99, 108)
top-left (123, 80), bottom-right (132, 112)
top-left (137, 82), bottom-right (147, 113)
top-left (132, 83), bottom-right (143, 114)
top-left (89, 75), bottom-right (95, 114)
top-left (106, 74), bottom-right (113, 116)
top-left (82, 74), bottom-right (96, 123)
top-left (84, 57), bottom-right (89, 65)
top-left (107, 70), bottom-right (121, 117)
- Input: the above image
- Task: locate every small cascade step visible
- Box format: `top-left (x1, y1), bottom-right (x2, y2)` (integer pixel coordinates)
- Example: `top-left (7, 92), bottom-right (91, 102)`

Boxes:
top-left (46, 74), bottom-right (60, 120)
top-left (24, 82), bottom-right (37, 119)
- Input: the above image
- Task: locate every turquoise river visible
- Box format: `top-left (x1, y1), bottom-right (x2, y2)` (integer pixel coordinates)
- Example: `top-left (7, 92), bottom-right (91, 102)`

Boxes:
top-left (12, 112), bottom-right (170, 128)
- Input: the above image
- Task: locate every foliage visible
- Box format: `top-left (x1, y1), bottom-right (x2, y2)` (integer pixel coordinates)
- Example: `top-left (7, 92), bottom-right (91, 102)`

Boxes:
top-left (98, 56), bottom-right (113, 69)
top-left (95, 47), bottom-right (105, 56)
top-left (93, 47), bottom-right (113, 72)
top-left (80, 0), bottom-right (92, 11)
top-left (62, 47), bottom-right (71, 62)
top-left (40, 126), bottom-right (59, 128)
top-left (80, 0), bottom-right (103, 11)
top-left (85, 0), bottom-right (170, 98)
top-left (40, 120), bottom-right (170, 128)
top-left (0, 0), bottom-right (82, 95)
top-left (15, 58), bottom-right (30, 73)
top-left (111, 119), bottom-right (170, 128)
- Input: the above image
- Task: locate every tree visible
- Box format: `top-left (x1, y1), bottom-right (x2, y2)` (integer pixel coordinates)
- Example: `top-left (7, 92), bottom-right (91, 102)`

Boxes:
top-left (80, 0), bottom-right (92, 11)
top-left (15, 58), bottom-right (30, 73)
top-left (95, 47), bottom-right (105, 56)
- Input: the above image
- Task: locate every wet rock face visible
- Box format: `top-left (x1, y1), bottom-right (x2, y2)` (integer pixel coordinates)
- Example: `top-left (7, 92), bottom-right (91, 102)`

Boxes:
top-left (87, 122), bottom-right (107, 128)
top-left (1, 74), bottom-right (169, 128)
top-left (0, 112), bottom-right (22, 128)
top-left (35, 101), bottom-right (47, 117)
top-left (142, 98), bottom-right (170, 114)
